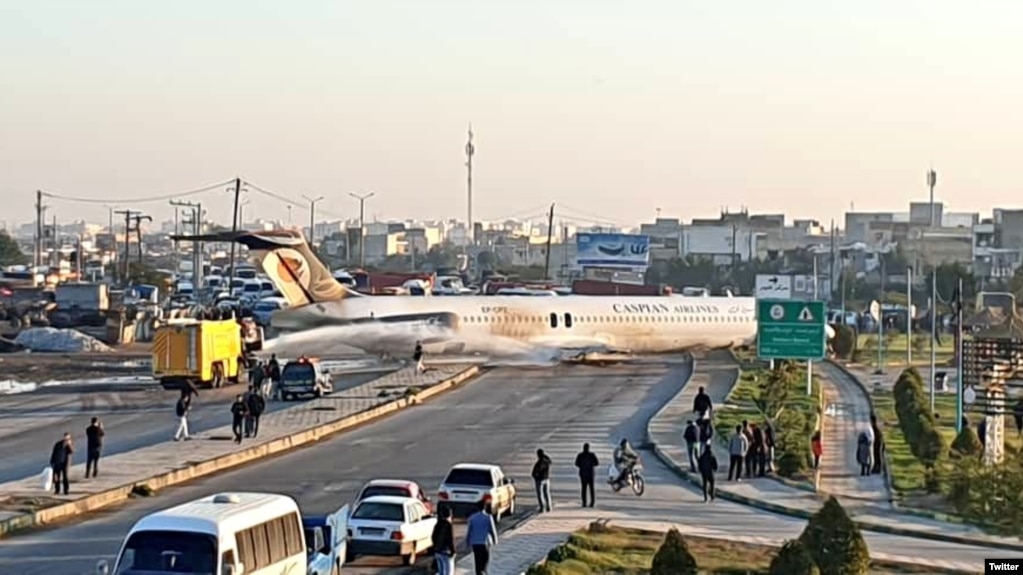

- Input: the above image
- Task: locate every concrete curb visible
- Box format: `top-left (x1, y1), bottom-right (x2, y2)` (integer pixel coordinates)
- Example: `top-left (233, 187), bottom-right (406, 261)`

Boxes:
top-left (0, 365), bottom-right (481, 538)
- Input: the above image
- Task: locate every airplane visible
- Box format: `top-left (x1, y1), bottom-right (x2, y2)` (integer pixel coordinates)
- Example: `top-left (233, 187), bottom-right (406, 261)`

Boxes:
top-left (175, 230), bottom-right (835, 362)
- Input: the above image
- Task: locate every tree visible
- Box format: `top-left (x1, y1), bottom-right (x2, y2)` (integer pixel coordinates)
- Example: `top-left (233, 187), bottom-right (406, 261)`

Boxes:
top-left (650, 528), bottom-right (698, 575)
top-left (799, 496), bottom-right (870, 575)
top-left (831, 324), bottom-right (857, 359)
top-left (770, 539), bottom-right (820, 575)
top-left (0, 230), bottom-right (28, 267)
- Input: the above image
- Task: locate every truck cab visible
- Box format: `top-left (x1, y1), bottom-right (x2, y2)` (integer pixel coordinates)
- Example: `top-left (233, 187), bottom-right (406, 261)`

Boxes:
top-left (279, 356), bottom-right (333, 400)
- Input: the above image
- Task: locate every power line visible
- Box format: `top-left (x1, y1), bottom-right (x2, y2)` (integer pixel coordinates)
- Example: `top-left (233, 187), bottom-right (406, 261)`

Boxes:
top-left (244, 180), bottom-right (343, 219)
top-left (40, 179), bottom-right (234, 205)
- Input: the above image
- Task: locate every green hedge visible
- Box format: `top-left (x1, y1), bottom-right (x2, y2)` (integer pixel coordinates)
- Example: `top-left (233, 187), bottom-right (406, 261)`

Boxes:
top-left (892, 368), bottom-right (945, 490)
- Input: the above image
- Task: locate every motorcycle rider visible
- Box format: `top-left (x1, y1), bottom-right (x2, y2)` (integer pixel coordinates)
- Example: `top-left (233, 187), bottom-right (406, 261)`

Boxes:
top-left (612, 438), bottom-right (639, 487)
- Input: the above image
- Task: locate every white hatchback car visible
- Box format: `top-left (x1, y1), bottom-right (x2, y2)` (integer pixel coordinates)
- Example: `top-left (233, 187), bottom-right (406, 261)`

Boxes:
top-left (346, 495), bottom-right (437, 566)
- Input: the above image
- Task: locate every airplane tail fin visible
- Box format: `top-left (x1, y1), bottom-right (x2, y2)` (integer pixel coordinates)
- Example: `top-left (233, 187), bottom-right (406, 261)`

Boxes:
top-left (171, 229), bottom-right (347, 307)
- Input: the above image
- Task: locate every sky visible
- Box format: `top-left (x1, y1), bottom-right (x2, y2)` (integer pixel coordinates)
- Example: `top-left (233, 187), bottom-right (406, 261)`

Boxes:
top-left (2, 0), bottom-right (1023, 230)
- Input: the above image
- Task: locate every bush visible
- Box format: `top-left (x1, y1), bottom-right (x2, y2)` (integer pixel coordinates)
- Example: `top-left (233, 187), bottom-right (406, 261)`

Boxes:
top-left (946, 457), bottom-right (1023, 535)
top-left (950, 426), bottom-right (983, 458)
top-left (525, 564), bottom-right (556, 575)
top-left (545, 543), bottom-right (578, 563)
top-left (650, 528), bottom-right (698, 575)
top-left (892, 368), bottom-right (944, 474)
top-left (831, 324), bottom-right (857, 359)
top-left (799, 497), bottom-right (870, 575)
top-left (769, 539), bottom-right (820, 575)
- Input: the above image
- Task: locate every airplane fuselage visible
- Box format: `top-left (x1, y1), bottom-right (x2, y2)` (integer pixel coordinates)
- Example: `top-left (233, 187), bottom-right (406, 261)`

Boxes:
top-left (271, 294), bottom-right (759, 356)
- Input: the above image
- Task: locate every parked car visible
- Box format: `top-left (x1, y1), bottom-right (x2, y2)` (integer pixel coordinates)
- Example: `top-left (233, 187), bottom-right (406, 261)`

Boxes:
top-left (356, 479), bottom-right (433, 514)
top-left (436, 463), bottom-right (517, 521)
top-left (346, 495), bottom-right (436, 566)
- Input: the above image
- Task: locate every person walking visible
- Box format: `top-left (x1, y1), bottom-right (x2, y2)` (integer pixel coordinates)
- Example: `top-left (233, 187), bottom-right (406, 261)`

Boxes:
top-left (728, 425), bottom-right (747, 481)
top-left (683, 420), bottom-right (699, 472)
top-left (856, 431), bottom-right (873, 476)
top-left (697, 445), bottom-right (718, 502)
top-left (745, 423), bottom-right (762, 478)
top-left (431, 506), bottom-right (456, 575)
top-left (230, 395), bottom-right (248, 444)
top-left (574, 443), bottom-right (599, 508)
top-left (245, 386), bottom-right (266, 438)
top-left (413, 341), bottom-right (425, 373)
top-left (870, 413), bottom-right (885, 475)
top-left (85, 417), bottom-right (104, 478)
top-left (531, 448), bottom-right (553, 513)
top-left (751, 423), bottom-right (766, 477)
top-left (465, 500), bottom-right (498, 575)
top-left (268, 354), bottom-right (281, 400)
top-left (698, 418), bottom-right (714, 446)
top-left (811, 430), bottom-right (823, 469)
top-left (49, 432), bottom-right (73, 495)
top-left (174, 395), bottom-right (191, 441)
top-left (693, 386), bottom-right (713, 420)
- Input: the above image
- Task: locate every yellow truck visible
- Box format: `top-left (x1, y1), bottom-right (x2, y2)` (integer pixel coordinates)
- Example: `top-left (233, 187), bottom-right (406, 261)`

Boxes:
top-left (152, 319), bottom-right (247, 390)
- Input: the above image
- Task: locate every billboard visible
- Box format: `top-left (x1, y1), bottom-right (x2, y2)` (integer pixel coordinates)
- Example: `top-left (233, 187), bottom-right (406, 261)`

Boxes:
top-left (755, 274), bottom-right (792, 299)
top-left (576, 233), bottom-right (650, 267)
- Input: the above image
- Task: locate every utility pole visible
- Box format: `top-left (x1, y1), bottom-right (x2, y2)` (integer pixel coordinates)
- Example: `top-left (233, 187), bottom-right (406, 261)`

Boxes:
top-left (927, 169), bottom-right (938, 228)
top-left (930, 267), bottom-right (937, 414)
top-left (829, 219), bottom-right (836, 303)
top-left (227, 178), bottom-right (245, 292)
top-left (34, 190), bottom-right (44, 272)
top-left (907, 266), bottom-right (913, 367)
top-left (955, 276), bottom-right (964, 433)
top-left (131, 214), bottom-right (152, 266)
top-left (114, 209), bottom-right (140, 284)
top-left (350, 192), bottom-right (375, 268)
top-left (876, 254), bottom-right (887, 374)
top-left (465, 124), bottom-right (475, 249)
top-left (543, 203), bottom-right (556, 280)
top-left (303, 194), bottom-right (324, 245)
top-left (171, 200), bottom-right (203, 295)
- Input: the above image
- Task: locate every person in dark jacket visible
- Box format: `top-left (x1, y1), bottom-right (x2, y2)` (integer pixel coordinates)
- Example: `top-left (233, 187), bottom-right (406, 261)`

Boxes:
top-left (743, 421), bottom-right (759, 478)
top-left (531, 448), bottom-right (552, 512)
top-left (245, 387), bottom-right (266, 438)
top-left (431, 506), bottom-right (456, 575)
top-left (750, 424), bottom-right (766, 477)
top-left (50, 432), bottom-right (74, 495)
top-left (697, 445), bottom-right (718, 502)
top-left (856, 431), bottom-right (873, 476)
top-left (683, 420), bottom-right (699, 471)
top-left (85, 417), bottom-right (105, 478)
top-left (574, 443), bottom-right (599, 508)
top-left (693, 386), bottom-right (713, 419)
top-left (763, 420), bottom-right (776, 474)
top-left (698, 418), bottom-right (714, 446)
top-left (268, 354), bottom-right (281, 400)
top-left (230, 395), bottom-right (248, 444)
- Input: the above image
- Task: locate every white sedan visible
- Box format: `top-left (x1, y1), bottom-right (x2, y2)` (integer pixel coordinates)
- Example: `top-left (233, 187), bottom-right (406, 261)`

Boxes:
top-left (345, 495), bottom-right (437, 566)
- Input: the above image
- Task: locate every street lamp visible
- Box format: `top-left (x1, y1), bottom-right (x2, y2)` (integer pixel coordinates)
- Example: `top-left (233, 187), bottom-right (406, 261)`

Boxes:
top-left (350, 192), bottom-right (375, 267)
top-left (303, 194), bottom-right (324, 245)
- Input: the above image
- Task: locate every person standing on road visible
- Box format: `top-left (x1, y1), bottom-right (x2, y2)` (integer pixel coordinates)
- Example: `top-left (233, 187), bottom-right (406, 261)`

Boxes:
top-left (698, 418), bottom-right (714, 446)
top-left (466, 500), bottom-right (498, 575)
top-left (268, 354), bottom-right (281, 400)
top-left (856, 431), bottom-right (873, 476)
top-left (749, 423), bottom-right (765, 478)
top-left (85, 417), bottom-right (104, 478)
top-left (698, 445), bottom-right (718, 502)
top-left (174, 395), bottom-right (191, 441)
top-left (728, 425), bottom-right (747, 482)
top-left (230, 395), bottom-right (248, 444)
top-left (431, 506), bottom-right (456, 575)
top-left (683, 420), bottom-right (699, 472)
top-left (49, 432), bottom-right (73, 495)
top-left (870, 413), bottom-right (885, 475)
top-left (574, 443), bottom-right (599, 508)
top-left (246, 386), bottom-right (266, 438)
top-left (531, 448), bottom-right (553, 513)
top-left (693, 386), bottom-right (713, 420)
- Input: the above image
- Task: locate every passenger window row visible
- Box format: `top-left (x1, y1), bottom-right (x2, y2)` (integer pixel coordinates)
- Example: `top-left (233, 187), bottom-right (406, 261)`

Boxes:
top-left (460, 313), bottom-right (752, 327)
top-left (234, 512), bottom-right (303, 571)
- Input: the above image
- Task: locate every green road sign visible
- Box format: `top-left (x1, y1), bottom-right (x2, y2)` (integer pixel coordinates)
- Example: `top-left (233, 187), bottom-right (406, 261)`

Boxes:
top-left (757, 299), bottom-right (826, 360)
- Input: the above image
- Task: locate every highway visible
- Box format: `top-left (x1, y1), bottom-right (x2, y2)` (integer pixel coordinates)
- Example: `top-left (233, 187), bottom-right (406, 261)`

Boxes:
top-left (0, 362), bottom-right (690, 575)
top-left (0, 360), bottom-right (1009, 575)
top-left (0, 371), bottom-right (392, 484)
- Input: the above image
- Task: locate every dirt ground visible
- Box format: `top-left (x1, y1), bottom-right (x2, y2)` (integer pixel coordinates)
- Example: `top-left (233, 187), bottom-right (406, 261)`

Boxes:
top-left (0, 344), bottom-right (152, 383)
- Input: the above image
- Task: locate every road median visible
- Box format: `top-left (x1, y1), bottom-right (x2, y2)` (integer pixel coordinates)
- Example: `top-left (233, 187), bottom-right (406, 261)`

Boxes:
top-left (0, 364), bottom-right (481, 538)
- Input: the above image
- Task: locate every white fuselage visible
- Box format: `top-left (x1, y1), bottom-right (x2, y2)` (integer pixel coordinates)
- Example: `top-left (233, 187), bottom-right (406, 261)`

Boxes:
top-left (272, 294), bottom-right (758, 356)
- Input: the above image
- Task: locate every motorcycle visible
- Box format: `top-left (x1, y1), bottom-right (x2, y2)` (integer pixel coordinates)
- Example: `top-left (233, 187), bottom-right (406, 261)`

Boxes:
top-left (606, 458), bottom-right (646, 496)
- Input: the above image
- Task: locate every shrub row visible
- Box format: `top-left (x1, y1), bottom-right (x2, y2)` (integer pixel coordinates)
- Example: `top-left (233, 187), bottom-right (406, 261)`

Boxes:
top-left (892, 368), bottom-right (945, 489)
top-left (946, 456), bottom-right (1023, 536)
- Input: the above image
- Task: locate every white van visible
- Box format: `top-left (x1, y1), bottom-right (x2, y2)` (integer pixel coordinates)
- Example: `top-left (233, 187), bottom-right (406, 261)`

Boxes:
top-left (98, 492), bottom-right (307, 575)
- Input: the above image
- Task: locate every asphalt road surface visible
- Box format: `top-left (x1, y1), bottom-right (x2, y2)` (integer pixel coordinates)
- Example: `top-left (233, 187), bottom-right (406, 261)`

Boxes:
top-left (0, 370), bottom-right (393, 484)
top-left (0, 361), bottom-right (691, 575)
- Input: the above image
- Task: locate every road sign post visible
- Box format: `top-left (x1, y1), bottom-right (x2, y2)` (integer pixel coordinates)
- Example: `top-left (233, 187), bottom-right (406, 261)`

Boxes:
top-left (757, 300), bottom-right (827, 395)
